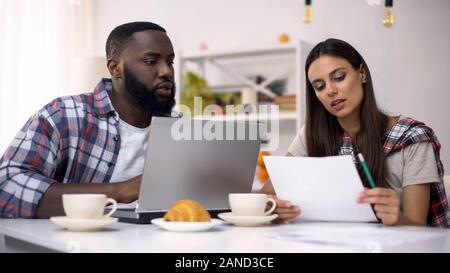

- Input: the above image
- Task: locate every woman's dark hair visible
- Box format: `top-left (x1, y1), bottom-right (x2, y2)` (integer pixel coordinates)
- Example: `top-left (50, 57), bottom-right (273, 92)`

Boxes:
top-left (304, 38), bottom-right (388, 187)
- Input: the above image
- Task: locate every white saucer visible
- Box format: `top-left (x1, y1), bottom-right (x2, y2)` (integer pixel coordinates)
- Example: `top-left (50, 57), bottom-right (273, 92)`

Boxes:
top-left (218, 212), bottom-right (278, 226)
top-left (50, 216), bottom-right (118, 232)
top-left (151, 218), bottom-right (223, 232)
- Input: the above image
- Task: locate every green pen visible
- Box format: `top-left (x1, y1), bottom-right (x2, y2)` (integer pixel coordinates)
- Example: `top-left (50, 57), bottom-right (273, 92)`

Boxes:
top-left (357, 153), bottom-right (376, 189)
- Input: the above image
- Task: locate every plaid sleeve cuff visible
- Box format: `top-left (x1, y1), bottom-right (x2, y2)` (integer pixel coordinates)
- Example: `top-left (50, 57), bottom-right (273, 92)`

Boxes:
top-left (0, 165), bottom-right (57, 218)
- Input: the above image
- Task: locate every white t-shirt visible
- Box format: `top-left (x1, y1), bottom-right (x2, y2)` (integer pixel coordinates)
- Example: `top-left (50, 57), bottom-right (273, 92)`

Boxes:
top-left (109, 117), bottom-right (150, 183)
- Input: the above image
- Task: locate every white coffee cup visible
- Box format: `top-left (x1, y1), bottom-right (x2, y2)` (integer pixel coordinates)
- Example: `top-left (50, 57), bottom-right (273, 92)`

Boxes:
top-left (62, 194), bottom-right (117, 219)
top-left (229, 193), bottom-right (276, 216)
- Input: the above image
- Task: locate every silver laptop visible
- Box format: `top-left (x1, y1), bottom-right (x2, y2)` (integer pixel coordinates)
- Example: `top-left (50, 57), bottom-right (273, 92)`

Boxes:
top-left (113, 116), bottom-right (261, 223)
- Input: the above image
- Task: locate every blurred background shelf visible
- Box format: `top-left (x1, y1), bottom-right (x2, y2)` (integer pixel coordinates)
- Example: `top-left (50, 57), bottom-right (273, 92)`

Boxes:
top-left (181, 45), bottom-right (297, 61)
top-left (176, 40), bottom-right (313, 156)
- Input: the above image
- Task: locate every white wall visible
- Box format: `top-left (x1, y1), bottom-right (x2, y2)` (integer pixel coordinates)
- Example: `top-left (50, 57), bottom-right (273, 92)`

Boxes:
top-left (93, 0), bottom-right (450, 171)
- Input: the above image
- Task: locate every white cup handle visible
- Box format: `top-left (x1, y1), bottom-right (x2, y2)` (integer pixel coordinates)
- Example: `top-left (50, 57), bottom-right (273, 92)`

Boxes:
top-left (264, 197), bottom-right (277, 215)
top-left (104, 198), bottom-right (117, 218)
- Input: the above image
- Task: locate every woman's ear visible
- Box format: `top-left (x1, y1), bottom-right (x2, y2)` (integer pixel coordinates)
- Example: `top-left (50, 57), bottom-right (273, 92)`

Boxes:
top-left (360, 64), bottom-right (367, 83)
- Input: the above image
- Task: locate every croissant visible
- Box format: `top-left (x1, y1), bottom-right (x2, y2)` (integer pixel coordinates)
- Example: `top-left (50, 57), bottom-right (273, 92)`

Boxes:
top-left (163, 199), bottom-right (211, 222)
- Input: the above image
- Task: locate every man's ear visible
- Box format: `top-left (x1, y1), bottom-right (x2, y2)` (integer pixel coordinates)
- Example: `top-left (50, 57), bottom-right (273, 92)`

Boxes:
top-left (360, 64), bottom-right (367, 83)
top-left (107, 59), bottom-right (122, 79)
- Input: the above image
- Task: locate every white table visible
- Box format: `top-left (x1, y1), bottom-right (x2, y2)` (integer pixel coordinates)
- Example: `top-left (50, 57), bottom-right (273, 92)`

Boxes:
top-left (1, 219), bottom-right (449, 253)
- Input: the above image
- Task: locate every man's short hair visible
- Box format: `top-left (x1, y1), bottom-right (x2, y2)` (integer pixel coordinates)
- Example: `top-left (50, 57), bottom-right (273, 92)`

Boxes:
top-left (106, 21), bottom-right (166, 60)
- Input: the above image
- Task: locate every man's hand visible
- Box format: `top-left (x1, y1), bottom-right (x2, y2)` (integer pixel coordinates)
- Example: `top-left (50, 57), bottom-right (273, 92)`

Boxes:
top-left (115, 175), bottom-right (142, 203)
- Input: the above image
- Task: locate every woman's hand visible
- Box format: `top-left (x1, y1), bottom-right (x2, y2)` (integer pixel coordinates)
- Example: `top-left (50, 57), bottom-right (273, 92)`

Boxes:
top-left (357, 187), bottom-right (401, 226)
top-left (268, 195), bottom-right (301, 224)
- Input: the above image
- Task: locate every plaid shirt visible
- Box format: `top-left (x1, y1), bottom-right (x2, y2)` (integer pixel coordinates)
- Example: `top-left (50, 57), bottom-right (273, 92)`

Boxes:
top-left (0, 78), bottom-right (121, 218)
top-left (340, 117), bottom-right (450, 227)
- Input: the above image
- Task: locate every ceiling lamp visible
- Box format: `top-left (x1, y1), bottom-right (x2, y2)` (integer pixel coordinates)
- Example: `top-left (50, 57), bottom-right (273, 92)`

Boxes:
top-left (304, 0), bottom-right (312, 24)
top-left (382, 0), bottom-right (395, 28)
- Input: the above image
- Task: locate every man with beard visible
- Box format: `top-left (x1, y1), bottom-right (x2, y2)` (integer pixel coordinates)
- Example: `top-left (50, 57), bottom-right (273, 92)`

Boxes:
top-left (0, 22), bottom-right (177, 218)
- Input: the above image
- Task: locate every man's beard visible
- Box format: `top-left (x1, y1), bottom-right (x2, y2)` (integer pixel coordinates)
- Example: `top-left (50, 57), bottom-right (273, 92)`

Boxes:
top-left (123, 66), bottom-right (176, 117)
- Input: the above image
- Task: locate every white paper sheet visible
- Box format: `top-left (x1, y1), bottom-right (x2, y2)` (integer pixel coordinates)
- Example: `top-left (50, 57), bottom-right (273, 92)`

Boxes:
top-left (265, 225), bottom-right (444, 251)
top-left (263, 155), bottom-right (377, 222)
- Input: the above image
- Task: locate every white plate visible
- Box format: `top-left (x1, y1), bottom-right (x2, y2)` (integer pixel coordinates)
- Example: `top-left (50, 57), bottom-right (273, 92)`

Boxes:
top-left (151, 218), bottom-right (223, 232)
top-left (50, 216), bottom-right (118, 232)
top-left (218, 212), bottom-right (278, 226)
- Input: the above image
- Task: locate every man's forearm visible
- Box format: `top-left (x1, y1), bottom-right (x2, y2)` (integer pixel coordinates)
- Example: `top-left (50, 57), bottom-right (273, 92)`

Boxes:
top-left (35, 182), bottom-right (121, 218)
top-left (35, 175), bottom-right (141, 218)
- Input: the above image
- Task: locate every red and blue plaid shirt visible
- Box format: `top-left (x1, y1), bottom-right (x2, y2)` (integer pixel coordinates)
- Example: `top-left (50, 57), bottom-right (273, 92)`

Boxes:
top-left (340, 117), bottom-right (450, 227)
top-left (0, 79), bottom-right (122, 218)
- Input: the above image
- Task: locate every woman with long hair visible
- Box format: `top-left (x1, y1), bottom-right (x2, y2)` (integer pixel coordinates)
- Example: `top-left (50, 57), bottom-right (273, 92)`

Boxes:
top-left (262, 38), bottom-right (449, 227)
